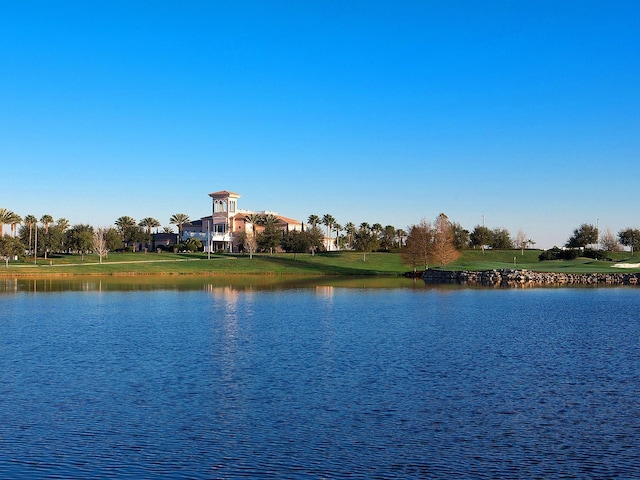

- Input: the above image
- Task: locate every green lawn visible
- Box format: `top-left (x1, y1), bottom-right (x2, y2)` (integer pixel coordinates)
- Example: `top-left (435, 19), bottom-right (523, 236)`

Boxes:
top-left (2, 249), bottom-right (639, 276)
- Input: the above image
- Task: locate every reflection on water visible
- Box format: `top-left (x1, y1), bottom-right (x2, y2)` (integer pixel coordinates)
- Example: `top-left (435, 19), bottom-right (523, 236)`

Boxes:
top-left (0, 275), bottom-right (429, 294)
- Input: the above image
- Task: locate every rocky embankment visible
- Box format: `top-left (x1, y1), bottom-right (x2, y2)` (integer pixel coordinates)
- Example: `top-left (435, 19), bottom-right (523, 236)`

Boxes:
top-left (421, 269), bottom-right (640, 287)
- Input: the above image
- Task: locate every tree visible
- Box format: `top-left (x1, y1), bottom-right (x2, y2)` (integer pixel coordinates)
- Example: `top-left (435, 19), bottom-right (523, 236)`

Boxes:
top-left (566, 223), bottom-right (598, 249)
top-left (450, 222), bottom-right (469, 250)
top-left (40, 214), bottom-right (54, 234)
top-left (181, 238), bottom-right (203, 252)
top-left (22, 214), bottom-right (37, 254)
top-left (9, 212), bottom-right (22, 237)
top-left (281, 230), bottom-right (311, 259)
top-left (306, 224), bottom-right (325, 255)
top-left (380, 225), bottom-right (397, 251)
top-left (618, 228), bottom-right (640, 255)
top-left (0, 208), bottom-right (15, 236)
top-left (115, 216), bottom-right (138, 250)
top-left (514, 229), bottom-right (529, 256)
top-left (257, 214), bottom-right (281, 254)
top-left (333, 222), bottom-right (343, 250)
top-left (243, 232), bottom-right (258, 259)
top-left (353, 222), bottom-right (377, 261)
top-left (169, 213), bottom-right (191, 239)
top-left (432, 213), bottom-right (459, 265)
top-left (57, 218), bottom-right (70, 233)
top-left (491, 228), bottom-right (513, 249)
top-left (93, 227), bottom-right (110, 263)
top-left (470, 225), bottom-right (493, 253)
top-left (67, 224), bottom-right (94, 259)
top-left (139, 217), bottom-right (161, 251)
top-left (600, 227), bottom-right (621, 252)
top-left (344, 222), bottom-right (356, 249)
top-left (307, 215), bottom-right (320, 229)
top-left (105, 227), bottom-right (123, 252)
top-left (396, 228), bottom-right (406, 249)
top-left (245, 213), bottom-right (262, 240)
top-left (322, 214), bottom-right (335, 250)
top-left (401, 218), bottom-right (432, 271)
top-left (0, 234), bottom-right (24, 267)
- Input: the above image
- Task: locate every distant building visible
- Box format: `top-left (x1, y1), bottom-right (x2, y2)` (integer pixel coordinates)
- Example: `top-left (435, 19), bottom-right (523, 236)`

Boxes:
top-left (181, 190), bottom-right (303, 253)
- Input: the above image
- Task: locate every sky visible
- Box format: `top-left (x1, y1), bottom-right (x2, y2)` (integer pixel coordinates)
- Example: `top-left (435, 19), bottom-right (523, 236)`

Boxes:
top-left (1, 1), bottom-right (639, 249)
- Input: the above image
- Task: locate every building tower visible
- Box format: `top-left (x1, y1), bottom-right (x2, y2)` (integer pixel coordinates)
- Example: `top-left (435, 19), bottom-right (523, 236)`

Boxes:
top-left (208, 190), bottom-right (241, 252)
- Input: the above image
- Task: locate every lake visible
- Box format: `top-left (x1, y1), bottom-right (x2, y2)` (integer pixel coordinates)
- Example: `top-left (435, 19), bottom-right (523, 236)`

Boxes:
top-left (1, 277), bottom-right (639, 478)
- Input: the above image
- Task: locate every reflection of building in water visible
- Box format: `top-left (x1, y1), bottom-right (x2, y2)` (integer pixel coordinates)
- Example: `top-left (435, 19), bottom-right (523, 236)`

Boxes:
top-left (315, 285), bottom-right (335, 299)
top-left (181, 190), bottom-right (303, 253)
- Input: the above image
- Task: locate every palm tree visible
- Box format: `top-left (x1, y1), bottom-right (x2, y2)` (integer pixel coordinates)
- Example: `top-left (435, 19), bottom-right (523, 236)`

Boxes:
top-left (57, 218), bottom-right (70, 233)
top-left (40, 214), bottom-right (54, 234)
top-left (322, 214), bottom-right (335, 250)
top-left (307, 215), bottom-right (320, 229)
top-left (333, 222), bottom-right (342, 250)
top-left (9, 212), bottom-right (22, 237)
top-left (139, 217), bottom-right (161, 235)
top-left (170, 213), bottom-right (191, 239)
top-left (23, 214), bottom-right (37, 254)
top-left (245, 213), bottom-right (263, 239)
top-left (0, 208), bottom-right (15, 236)
top-left (344, 222), bottom-right (356, 249)
top-left (139, 217), bottom-right (161, 251)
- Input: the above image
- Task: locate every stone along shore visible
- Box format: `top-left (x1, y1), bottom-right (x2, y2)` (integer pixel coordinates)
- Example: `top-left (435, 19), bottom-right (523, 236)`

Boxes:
top-left (422, 269), bottom-right (640, 287)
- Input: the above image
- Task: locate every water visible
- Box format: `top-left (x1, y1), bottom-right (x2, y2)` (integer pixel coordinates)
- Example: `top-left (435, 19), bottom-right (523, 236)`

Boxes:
top-left (1, 279), bottom-right (639, 478)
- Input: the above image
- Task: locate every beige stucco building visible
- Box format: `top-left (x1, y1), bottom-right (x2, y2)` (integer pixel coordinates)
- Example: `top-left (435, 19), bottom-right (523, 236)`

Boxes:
top-left (181, 190), bottom-right (303, 252)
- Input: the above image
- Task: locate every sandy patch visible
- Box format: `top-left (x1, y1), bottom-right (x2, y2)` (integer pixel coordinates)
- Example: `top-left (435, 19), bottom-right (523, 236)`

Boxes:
top-left (612, 263), bottom-right (640, 269)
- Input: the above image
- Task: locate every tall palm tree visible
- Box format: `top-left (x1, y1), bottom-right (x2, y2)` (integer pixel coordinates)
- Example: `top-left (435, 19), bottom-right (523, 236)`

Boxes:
top-left (40, 214), bottom-right (54, 234)
top-left (333, 222), bottom-right (342, 250)
top-left (139, 217), bottom-right (161, 251)
top-left (344, 222), bottom-right (356, 249)
top-left (115, 216), bottom-right (137, 233)
top-left (24, 214), bottom-right (37, 253)
top-left (307, 214), bottom-right (320, 229)
top-left (9, 212), bottom-right (22, 237)
top-left (0, 208), bottom-right (15, 236)
top-left (170, 213), bottom-right (191, 239)
top-left (322, 214), bottom-right (336, 250)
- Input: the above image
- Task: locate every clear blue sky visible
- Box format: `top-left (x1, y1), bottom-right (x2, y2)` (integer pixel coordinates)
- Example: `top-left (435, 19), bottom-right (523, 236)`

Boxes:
top-left (2, 1), bottom-right (638, 248)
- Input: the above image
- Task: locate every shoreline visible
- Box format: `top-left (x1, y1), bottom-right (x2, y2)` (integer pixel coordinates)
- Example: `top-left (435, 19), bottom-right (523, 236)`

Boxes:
top-left (423, 269), bottom-right (640, 287)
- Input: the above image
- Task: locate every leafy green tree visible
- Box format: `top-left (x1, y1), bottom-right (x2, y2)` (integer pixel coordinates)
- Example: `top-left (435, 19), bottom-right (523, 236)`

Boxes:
top-left (281, 230), bottom-right (311, 259)
top-left (470, 225), bottom-right (493, 253)
top-left (491, 228), bottom-right (513, 249)
top-left (353, 222), bottom-right (378, 261)
top-left (105, 227), bottom-right (123, 252)
top-left (380, 225), bottom-right (397, 251)
top-left (306, 224), bottom-right (325, 255)
top-left (307, 215), bottom-right (320, 229)
top-left (566, 223), bottom-right (598, 249)
top-left (67, 224), bottom-right (95, 258)
top-left (57, 218), bottom-right (70, 233)
top-left (257, 214), bottom-right (281, 254)
top-left (451, 222), bottom-right (469, 250)
top-left (0, 234), bottom-right (25, 267)
top-left (618, 228), bottom-right (640, 255)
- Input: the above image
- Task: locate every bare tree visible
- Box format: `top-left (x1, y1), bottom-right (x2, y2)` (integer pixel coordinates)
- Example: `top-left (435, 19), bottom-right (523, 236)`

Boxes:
top-left (401, 218), bottom-right (433, 272)
top-left (600, 227), bottom-right (621, 252)
top-left (244, 234), bottom-right (258, 259)
top-left (93, 227), bottom-right (110, 264)
top-left (515, 229), bottom-right (528, 256)
top-left (432, 213), bottom-right (459, 266)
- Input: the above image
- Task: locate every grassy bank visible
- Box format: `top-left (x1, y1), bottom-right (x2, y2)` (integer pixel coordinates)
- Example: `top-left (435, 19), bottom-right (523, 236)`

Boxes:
top-left (2, 249), bottom-right (639, 277)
